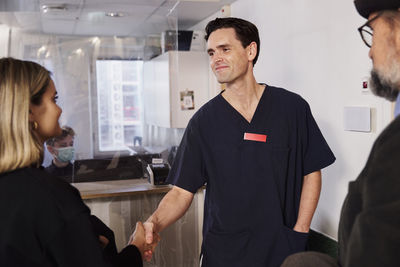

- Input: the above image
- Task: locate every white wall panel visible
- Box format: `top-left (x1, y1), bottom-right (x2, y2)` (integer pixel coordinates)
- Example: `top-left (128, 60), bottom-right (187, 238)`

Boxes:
top-left (0, 25), bottom-right (10, 57)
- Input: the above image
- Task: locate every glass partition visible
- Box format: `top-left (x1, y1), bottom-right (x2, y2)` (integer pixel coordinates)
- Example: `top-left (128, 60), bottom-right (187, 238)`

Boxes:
top-left (5, 1), bottom-right (184, 184)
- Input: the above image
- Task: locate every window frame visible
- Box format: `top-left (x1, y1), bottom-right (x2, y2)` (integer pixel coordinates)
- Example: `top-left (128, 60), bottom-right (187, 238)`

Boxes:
top-left (90, 58), bottom-right (144, 158)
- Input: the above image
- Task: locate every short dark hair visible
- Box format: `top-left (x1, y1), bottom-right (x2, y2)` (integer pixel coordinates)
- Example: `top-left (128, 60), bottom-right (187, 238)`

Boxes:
top-left (46, 126), bottom-right (75, 146)
top-left (205, 17), bottom-right (260, 66)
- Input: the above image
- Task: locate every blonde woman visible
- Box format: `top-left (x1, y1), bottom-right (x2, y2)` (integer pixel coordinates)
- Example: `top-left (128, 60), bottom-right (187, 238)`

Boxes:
top-left (0, 58), bottom-right (151, 266)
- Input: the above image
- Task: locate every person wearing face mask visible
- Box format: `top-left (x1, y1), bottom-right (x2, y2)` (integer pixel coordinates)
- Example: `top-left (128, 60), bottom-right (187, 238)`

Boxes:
top-left (45, 126), bottom-right (75, 178)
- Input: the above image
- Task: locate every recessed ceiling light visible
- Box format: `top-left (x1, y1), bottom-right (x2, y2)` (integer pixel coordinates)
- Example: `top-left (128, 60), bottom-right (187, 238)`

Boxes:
top-left (41, 4), bottom-right (67, 13)
top-left (105, 12), bottom-right (125, 18)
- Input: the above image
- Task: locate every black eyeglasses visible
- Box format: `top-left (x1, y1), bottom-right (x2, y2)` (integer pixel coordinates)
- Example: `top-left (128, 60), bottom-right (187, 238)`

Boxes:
top-left (357, 12), bottom-right (383, 48)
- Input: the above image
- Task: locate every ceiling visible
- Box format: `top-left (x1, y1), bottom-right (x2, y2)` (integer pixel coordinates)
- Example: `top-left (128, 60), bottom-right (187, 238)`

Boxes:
top-left (0, 0), bottom-right (236, 37)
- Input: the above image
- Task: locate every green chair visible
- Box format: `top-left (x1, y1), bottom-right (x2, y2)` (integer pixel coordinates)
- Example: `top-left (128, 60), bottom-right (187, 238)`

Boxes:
top-left (307, 229), bottom-right (338, 259)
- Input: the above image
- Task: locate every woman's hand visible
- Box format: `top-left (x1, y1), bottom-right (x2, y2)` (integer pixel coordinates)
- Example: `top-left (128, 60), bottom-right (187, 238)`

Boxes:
top-left (128, 221), bottom-right (160, 261)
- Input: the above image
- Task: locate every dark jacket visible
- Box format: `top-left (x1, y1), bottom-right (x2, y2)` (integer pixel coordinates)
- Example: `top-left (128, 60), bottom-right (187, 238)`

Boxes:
top-left (0, 167), bottom-right (142, 267)
top-left (45, 161), bottom-right (73, 182)
top-left (338, 116), bottom-right (400, 267)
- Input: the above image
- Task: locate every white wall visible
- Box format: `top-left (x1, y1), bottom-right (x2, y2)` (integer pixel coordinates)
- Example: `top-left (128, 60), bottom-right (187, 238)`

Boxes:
top-left (0, 25), bottom-right (9, 57)
top-left (191, 0), bottom-right (393, 239)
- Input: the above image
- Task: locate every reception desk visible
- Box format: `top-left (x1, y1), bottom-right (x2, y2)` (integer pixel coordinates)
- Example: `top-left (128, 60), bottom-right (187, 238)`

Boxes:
top-left (75, 179), bottom-right (173, 200)
top-left (73, 179), bottom-right (204, 267)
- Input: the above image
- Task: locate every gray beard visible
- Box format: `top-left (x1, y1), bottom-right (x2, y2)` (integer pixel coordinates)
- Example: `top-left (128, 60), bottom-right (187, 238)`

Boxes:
top-left (369, 69), bottom-right (399, 102)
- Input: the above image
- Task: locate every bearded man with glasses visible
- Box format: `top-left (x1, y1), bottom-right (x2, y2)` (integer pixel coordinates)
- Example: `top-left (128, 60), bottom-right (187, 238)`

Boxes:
top-left (282, 0), bottom-right (400, 266)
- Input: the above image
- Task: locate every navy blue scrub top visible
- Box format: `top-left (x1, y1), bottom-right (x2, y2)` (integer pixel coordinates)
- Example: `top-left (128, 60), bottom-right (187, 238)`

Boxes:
top-left (167, 85), bottom-right (336, 267)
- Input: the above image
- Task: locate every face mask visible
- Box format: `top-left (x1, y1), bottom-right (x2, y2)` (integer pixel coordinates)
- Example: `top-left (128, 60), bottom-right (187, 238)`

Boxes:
top-left (55, 146), bottom-right (75, 163)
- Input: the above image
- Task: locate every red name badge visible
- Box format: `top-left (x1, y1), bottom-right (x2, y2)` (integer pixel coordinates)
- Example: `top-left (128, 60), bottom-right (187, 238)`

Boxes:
top-left (243, 132), bottom-right (267, 142)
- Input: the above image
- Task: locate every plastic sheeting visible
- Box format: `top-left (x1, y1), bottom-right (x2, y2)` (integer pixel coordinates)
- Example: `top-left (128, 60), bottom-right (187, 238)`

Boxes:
top-left (84, 190), bottom-right (204, 267)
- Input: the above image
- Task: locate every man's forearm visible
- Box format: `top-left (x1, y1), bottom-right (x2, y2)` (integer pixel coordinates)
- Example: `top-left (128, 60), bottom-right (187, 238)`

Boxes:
top-left (294, 170), bottom-right (322, 232)
top-left (146, 186), bottom-right (194, 233)
top-left (142, 186), bottom-right (194, 261)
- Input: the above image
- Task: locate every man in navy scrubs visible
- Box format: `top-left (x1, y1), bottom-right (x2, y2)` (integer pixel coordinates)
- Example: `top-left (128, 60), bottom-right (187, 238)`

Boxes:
top-left (144, 17), bottom-right (336, 267)
top-left (282, 1), bottom-right (400, 267)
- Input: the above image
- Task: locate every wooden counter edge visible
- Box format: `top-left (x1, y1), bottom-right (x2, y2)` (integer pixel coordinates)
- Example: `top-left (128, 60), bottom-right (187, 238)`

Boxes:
top-left (77, 182), bottom-right (206, 200)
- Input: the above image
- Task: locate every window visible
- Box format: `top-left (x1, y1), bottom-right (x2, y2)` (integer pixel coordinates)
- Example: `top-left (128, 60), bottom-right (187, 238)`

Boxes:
top-left (95, 60), bottom-right (143, 152)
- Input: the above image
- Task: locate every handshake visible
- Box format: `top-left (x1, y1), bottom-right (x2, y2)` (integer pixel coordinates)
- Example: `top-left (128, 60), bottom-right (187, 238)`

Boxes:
top-left (128, 221), bottom-right (160, 262)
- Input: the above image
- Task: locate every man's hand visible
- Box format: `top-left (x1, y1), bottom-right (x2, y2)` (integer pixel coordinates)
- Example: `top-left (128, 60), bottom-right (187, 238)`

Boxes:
top-left (142, 220), bottom-right (160, 261)
top-left (128, 221), bottom-right (160, 262)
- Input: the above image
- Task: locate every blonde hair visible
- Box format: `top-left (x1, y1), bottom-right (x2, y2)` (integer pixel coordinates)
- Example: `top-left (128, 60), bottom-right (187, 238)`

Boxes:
top-left (0, 57), bottom-right (51, 173)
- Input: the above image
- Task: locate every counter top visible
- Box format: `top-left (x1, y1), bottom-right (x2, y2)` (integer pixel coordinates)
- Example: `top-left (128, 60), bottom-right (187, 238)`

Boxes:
top-left (73, 178), bottom-right (172, 199)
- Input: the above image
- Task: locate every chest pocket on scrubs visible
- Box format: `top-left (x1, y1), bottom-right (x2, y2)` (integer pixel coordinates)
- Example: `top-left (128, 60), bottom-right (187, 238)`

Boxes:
top-left (254, 144), bottom-right (292, 221)
top-left (239, 142), bottom-right (291, 220)
top-left (270, 146), bottom-right (290, 184)
top-left (245, 142), bottom-right (290, 187)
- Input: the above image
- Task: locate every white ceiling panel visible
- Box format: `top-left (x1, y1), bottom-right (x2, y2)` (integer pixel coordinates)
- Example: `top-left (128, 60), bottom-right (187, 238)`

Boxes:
top-left (41, 19), bottom-right (76, 35)
top-left (1, 12), bottom-right (30, 29)
top-left (0, 0), bottom-right (237, 37)
top-left (40, 0), bottom-right (83, 4)
top-left (83, 0), bottom-right (165, 5)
